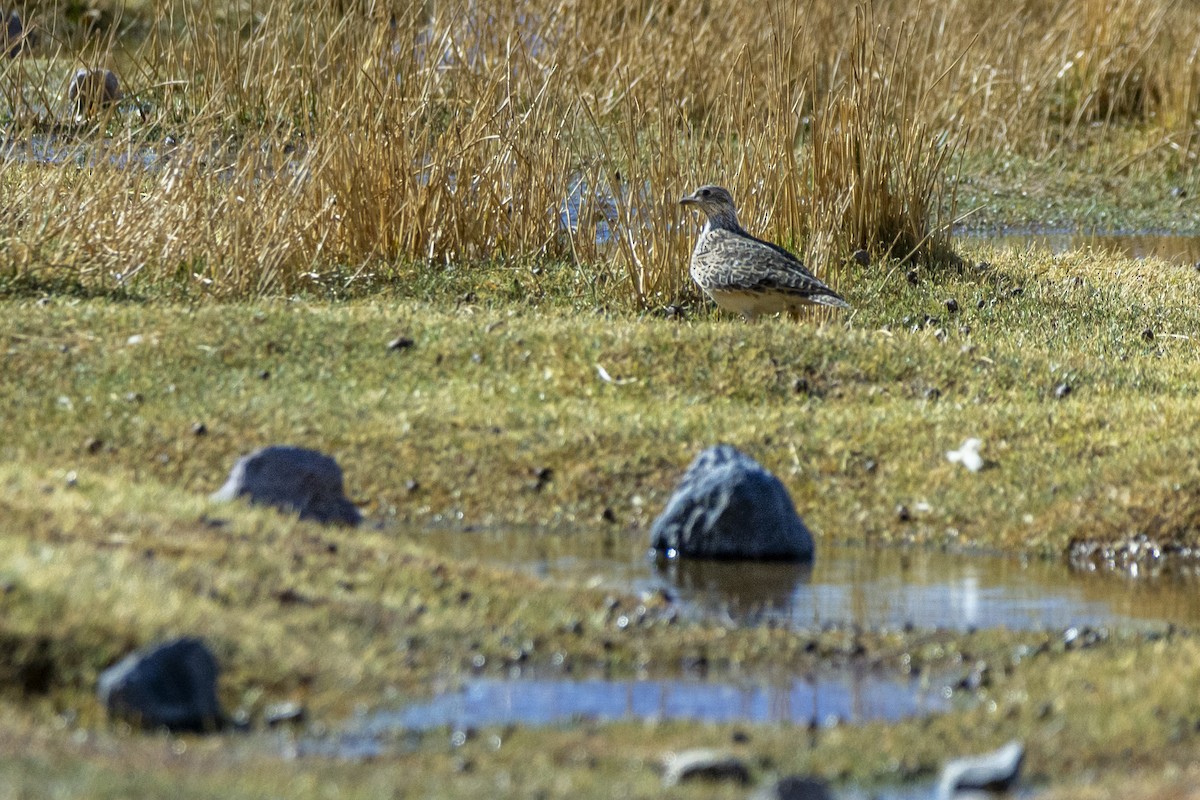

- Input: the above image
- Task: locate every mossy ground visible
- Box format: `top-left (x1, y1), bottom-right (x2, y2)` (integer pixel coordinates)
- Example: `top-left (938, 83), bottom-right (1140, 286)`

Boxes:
top-left (5, 178), bottom-right (1200, 796)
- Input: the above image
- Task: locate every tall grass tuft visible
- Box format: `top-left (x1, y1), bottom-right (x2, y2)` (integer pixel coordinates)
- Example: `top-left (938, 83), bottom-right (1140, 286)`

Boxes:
top-left (0, 0), bottom-right (1198, 305)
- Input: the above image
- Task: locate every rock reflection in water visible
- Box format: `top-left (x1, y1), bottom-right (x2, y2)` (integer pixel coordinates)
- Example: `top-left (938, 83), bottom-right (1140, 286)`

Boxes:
top-left (656, 559), bottom-right (814, 616)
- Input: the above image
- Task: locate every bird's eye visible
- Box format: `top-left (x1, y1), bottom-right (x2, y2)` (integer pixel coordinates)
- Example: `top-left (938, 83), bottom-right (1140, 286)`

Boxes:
top-left (700, 189), bottom-right (710, 197)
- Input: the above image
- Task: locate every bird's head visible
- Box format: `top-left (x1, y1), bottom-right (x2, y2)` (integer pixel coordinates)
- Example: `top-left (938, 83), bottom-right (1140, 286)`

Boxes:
top-left (680, 184), bottom-right (740, 230)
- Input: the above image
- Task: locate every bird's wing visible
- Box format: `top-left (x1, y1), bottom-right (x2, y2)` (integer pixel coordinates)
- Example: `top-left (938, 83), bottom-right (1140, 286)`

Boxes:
top-left (703, 229), bottom-right (845, 303)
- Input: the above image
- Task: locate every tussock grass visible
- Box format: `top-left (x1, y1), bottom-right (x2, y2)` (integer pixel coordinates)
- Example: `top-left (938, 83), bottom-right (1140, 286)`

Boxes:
top-left (2, 0), bottom-right (1199, 304)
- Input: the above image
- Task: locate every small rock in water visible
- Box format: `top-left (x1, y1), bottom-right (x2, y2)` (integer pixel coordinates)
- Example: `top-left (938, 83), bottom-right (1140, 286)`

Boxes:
top-left (650, 444), bottom-right (814, 561)
top-left (211, 445), bottom-right (362, 526)
top-left (68, 68), bottom-right (122, 117)
top-left (263, 701), bottom-right (306, 727)
top-left (97, 638), bottom-right (225, 732)
top-left (661, 749), bottom-right (751, 787)
top-left (946, 438), bottom-right (985, 473)
top-left (937, 740), bottom-right (1024, 799)
top-left (751, 775), bottom-right (833, 800)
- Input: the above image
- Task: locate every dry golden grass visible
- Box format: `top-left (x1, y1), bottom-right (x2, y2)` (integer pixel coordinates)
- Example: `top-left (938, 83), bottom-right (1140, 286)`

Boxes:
top-left (0, 0), bottom-right (1199, 303)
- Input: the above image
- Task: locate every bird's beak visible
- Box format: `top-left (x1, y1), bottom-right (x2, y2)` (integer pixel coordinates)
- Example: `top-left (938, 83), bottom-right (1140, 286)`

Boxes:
top-left (679, 192), bottom-right (697, 206)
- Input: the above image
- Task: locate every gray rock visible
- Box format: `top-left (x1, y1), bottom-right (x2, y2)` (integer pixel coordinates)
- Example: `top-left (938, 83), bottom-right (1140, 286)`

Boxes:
top-left (211, 445), bottom-right (361, 526)
top-left (97, 638), bottom-right (225, 732)
top-left (67, 68), bottom-right (122, 116)
top-left (661, 748), bottom-right (751, 787)
top-left (650, 444), bottom-right (814, 560)
top-left (938, 740), bottom-right (1024, 799)
top-left (751, 775), bottom-right (833, 800)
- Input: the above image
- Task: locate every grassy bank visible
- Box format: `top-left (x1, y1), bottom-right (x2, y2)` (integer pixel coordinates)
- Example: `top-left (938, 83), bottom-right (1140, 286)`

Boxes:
top-left (6, 0), bottom-right (1200, 796)
top-left (4, 242), bottom-right (1200, 795)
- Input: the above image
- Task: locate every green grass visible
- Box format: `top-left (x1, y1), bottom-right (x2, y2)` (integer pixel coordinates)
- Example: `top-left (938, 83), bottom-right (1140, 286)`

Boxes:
top-left (4, 239), bottom-right (1200, 797)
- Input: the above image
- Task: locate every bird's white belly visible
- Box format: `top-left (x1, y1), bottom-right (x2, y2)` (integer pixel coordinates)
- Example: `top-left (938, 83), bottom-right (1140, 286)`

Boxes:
top-left (704, 287), bottom-right (788, 317)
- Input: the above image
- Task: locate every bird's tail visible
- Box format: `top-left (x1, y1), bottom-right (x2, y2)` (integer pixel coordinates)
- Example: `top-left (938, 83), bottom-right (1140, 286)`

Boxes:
top-left (812, 291), bottom-right (851, 310)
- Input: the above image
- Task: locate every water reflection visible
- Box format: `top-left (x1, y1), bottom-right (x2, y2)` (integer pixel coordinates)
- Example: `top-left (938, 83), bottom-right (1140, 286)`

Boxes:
top-left (958, 229), bottom-right (1200, 267)
top-left (357, 670), bottom-right (948, 733)
top-left (413, 526), bottom-right (1200, 631)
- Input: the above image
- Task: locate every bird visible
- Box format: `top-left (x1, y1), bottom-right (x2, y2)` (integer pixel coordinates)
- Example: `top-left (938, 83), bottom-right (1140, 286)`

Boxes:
top-left (679, 184), bottom-right (850, 320)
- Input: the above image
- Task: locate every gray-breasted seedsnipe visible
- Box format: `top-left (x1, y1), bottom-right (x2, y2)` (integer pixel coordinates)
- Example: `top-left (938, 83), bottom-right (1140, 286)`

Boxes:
top-left (680, 184), bottom-right (850, 319)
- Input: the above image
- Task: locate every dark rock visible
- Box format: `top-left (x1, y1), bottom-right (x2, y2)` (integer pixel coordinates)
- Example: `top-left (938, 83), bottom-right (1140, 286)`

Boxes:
top-left (68, 68), bottom-right (122, 116)
top-left (944, 297), bottom-right (959, 314)
top-left (661, 749), bottom-right (751, 787)
top-left (387, 335), bottom-right (415, 351)
top-left (852, 248), bottom-right (870, 267)
top-left (937, 740), bottom-right (1024, 798)
top-left (1142, 327), bottom-right (1155, 342)
top-left (211, 445), bottom-right (361, 526)
top-left (752, 775), bottom-right (833, 800)
top-left (650, 445), bottom-right (814, 561)
top-left (1054, 382), bottom-right (1072, 399)
top-left (97, 638), bottom-right (224, 732)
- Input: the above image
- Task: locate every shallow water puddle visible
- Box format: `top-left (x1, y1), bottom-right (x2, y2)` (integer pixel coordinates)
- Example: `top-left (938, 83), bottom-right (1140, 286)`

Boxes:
top-left (299, 669), bottom-right (952, 762)
top-left (411, 527), bottom-right (1200, 631)
top-left (358, 671), bottom-right (948, 732)
top-left (959, 229), bottom-right (1200, 266)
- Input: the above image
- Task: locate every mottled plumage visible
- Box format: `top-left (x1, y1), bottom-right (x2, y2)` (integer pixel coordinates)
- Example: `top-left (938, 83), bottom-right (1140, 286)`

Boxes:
top-left (680, 185), bottom-right (850, 320)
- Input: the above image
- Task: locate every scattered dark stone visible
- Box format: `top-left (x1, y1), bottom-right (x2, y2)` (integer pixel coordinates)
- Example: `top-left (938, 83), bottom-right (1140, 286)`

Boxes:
top-left (924, 387), bottom-right (941, 401)
top-left (958, 325), bottom-right (971, 336)
top-left (944, 297), bottom-right (959, 314)
top-left (976, 298), bottom-right (986, 309)
top-left (263, 701), bottom-right (306, 727)
top-left (895, 504), bottom-right (911, 522)
top-left (211, 445), bottom-right (362, 526)
top-left (1171, 186), bottom-right (1187, 199)
top-left (1054, 382), bottom-right (1072, 399)
top-left (752, 775), bottom-right (833, 800)
top-left (863, 459), bottom-right (877, 473)
top-left (387, 335), bottom-right (415, 351)
top-left (957, 661), bottom-right (991, 691)
top-left (405, 478), bottom-right (420, 493)
top-left (852, 248), bottom-right (870, 267)
top-left (792, 377), bottom-right (810, 394)
top-left (471, 352), bottom-right (482, 364)
top-left (1068, 533), bottom-right (1200, 577)
top-left (258, 370), bottom-right (271, 380)
top-left (1009, 286), bottom-right (1024, 297)
top-left (937, 740), bottom-right (1024, 797)
top-left (532, 466), bottom-right (553, 489)
top-left (125, 391), bottom-right (144, 404)
top-left (96, 638), bottom-right (224, 733)
top-left (192, 422), bottom-right (208, 436)
top-left (274, 587), bottom-right (311, 605)
top-left (650, 444), bottom-right (814, 561)
top-left (600, 506), bottom-right (616, 523)
top-left (84, 437), bottom-right (104, 454)
top-left (731, 729), bottom-right (751, 744)
top-left (1142, 327), bottom-right (1155, 342)
top-left (661, 749), bottom-right (751, 787)
top-left (905, 269), bottom-right (919, 285)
